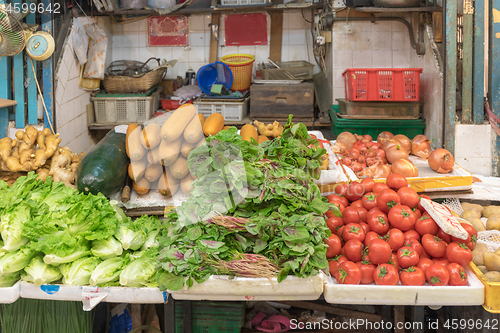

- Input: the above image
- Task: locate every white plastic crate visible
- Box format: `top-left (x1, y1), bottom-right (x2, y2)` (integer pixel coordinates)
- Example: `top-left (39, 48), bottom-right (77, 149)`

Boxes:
top-left (91, 88), bottom-right (162, 125)
top-left (194, 97), bottom-right (248, 122)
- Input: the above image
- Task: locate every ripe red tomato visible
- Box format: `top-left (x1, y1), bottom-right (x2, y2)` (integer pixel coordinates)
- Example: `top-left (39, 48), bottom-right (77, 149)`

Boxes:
top-left (403, 238), bottom-right (423, 256)
top-left (326, 216), bottom-right (344, 233)
top-left (388, 205), bottom-right (416, 231)
top-left (437, 228), bottom-right (452, 243)
top-left (426, 264), bottom-right (450, 286)
top-left (413, 209), bottom-right (422, 220)
top-left (433, 257), bottom-right (450, 268)
top-left (400, 266), bottom-right (426, 286)
top-left (422, 234), bottom-right (447, 258)
top-left (386, 173), bottom-right (408, 190)
top-left (367, 238), bottom-right (392, 264)
top-left (420, 248), bottom-right (431, 259)
top-left (417, 194), bottom-right (431, 213)
top-left (326, 234), bottom-right (342, 258)
top-left (359, 222), bottom-right (370, 234)
top-left (334, 183), bottom-right (348, 197)
top-left (387, 228), bottom-right (405, 252)
top-left (451, 223), bottom-right (477, 250)
top-left (360, 178), bottom-right (375, 193)
top-left (388, 252), bottom-right (400, 272)
top-left (417, 257), bottom-right (434, 274)
top-left (344, 239), bottom-right (364, 262)
top-left (356, 207), bottom-right (368, 222)
top-left (364, 231), bottom-right (382, 247)
top-left (343, 206), bottom-right (361, 224)
top-left (342, 223), bottom-right (366, 242)
top-left (372, 183), bottom-right (390, 194)
top-left (356, 261), bottom-right (376, 284)
top-left (404, 229), bottom-right (421, 242)
top-left (373, 263), bottom-right (399, 285)
top-left (327, 194), bottom-right (349, 208)
top-left (326, 203), bottom-right (345, 218)
top-left (361, 192), bottom-right (378, 211)
top-left (345, 182), bottom-right (366, 202)
top-left (397, 246), bottom-right (420, 268)
top-left (377, 189), bottom-right (401, 213)
top-left (367, 210), bottom-right (390, 235)
top-left (447, 263), bottom-right (468, 286)
top-left (397, 187), bottom-right (420, 209)
top-left (446, 242), bottom-right (473, 267)
top-left (414, 216), bottom-right (439, 236)
top-left (335, 261), bottom-right (362, 284)
top-left (328, 255), bottom-right (348, 276)
top-left (350, 200), bottom-right (364, 209)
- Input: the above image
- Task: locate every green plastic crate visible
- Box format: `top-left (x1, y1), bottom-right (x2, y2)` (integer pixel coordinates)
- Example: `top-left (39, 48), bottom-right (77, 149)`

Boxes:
top-left (329, 105), bottom-right (425, 139)
top-left (175, 301), bottom-right (245, 333)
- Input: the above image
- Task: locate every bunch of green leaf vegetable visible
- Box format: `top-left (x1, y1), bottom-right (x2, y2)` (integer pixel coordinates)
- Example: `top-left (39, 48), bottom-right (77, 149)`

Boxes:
top-left (157, 116), bottom-right (336, 291)
top-left (0, 172), bottom-right (164, 288)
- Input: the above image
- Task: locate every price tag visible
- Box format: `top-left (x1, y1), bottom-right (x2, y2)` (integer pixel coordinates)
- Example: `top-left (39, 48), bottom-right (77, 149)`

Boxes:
top-left (114, 125), bottom-right (128, 134)
top-left (81, 286), bottom-right (108, 311)
top-left (420, 198), bottom-right (468, 240)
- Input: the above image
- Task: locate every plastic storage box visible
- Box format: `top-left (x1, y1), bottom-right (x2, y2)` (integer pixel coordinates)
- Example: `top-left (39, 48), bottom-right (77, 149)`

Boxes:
top-left (91, 87), bottom-right (162, 125)
top-left (329, 105), bottom-right (425, 138)
top-left (336, 98), bottom-right (421, 119)
top-left (175, 301), bottom-right (245, 333)
top-left (194, 97), bottom-right (249, 122)
top-left (259, 61), bottom-right (314, 81)
top-left (343, 68), bottom-right (422, 102)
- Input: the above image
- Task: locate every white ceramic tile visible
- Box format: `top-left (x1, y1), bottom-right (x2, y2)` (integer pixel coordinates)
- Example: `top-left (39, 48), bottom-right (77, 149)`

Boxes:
top-left (137, 33), bottom-right (148, 47)
top-left (238, 46), bottom-right (255, 56)
top-left (220, 46), bottom-right (239, 57)
top-left (392, 50), bottom-right (410, 68)
top-left (331, 32), bottom-right (353, 50)
top-left (157, 47), bottom-right (172, 61)
top-left (112, 22), bottom-right (123, 34)
top-left (392, 20), bottom-right (407, 32)
top-left (171, 47), bottom-right (190, 62)
top-left (128, 48), bottom-right (140, 61)
top-left (455, 124), bottom-right (492, 159)
top-left (204, 32), bottom-right (211, 47)
top-left (392, 31), bottom-right (410, 51)
top-left (283, 11), bottom-right (289, 29)
top-left (69, 61), bottom-right (80, 80)
top-left (204, 14), bottom-right (212, 30)
top-left (332, 50), bottom-right (353, 69)
top-left (123, 21), bottom-right (140, 32)
top-left (372, 50), bottom-right (392, 68)
top-left (281, 45), bottom-right (289, 62)
top-left (333, 87), bottom-right (346, 103)
top-left (113, 48), bottom-right (124, 61)
top-left (286, 12), bottom-right (307, 29)
top-left (255, 45), bottom-right (269, 63)
top-left (57, 64), bottom-right (70, 91)
top-left (189, 15), bottom-right (206, 32)
top-left (371, 21), bottom-right (392, 32)
top-left (55, 83), bottom-right (65, 107)
top-left (138, 47), bottom-right (158, 63)
top-left (189, 47), bottom-right (206, 63)
top-left (189, 32), bottom-right (206, 47)
top-left (332, 69), bottom-right (345, 89)
top-left (455, 157), bottom-right (491, 176)
top-left (372, 32), bottom-right (392, 51)
top-left (352, 50), bottom-right (372, 67)
top-left (171, 62), bottom-right (188, 78)
top-left (288, 29), bottom-right (307, 45)
top-left (138, 19), bottom-right (148, 32)
top-left (351, 31), bottom-right (372, 51)
top-left (357, 21), bottom-right (374, 32)
top-left (189, 62), bottom-right (205, 75)
top-left (288, 45), bottom-right (307, 61)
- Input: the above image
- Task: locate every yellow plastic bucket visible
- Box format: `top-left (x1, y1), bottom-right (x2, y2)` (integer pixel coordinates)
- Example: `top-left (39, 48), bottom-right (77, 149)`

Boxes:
top-left (221, 54), bottom-right (255, 91)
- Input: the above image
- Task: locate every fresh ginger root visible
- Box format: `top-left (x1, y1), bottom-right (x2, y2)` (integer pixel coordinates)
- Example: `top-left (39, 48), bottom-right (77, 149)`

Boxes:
top-left (19, 126), bottom-right (38, 152)
top-left (0, 138), bottom-right (13, 161)
top-left (15, 130), bottom-right (24, 141)
top-left (321, 154), bottom-right (329, 170)
top-left (10, 140), bottom-right (21, 158)
top-left (42, 128), bottom-right (51, 136)
top-left (36, 168), bottom-right (50, 181)
top-left (33, 149), bottom-right (48, 168)
top-left (272, 121), bottom-right (283, 137)
top-left (253, 120), bottom-right (283, 138)
top-left (71, 152), bottom-right (85, 164)
top-left (19, 149), bottom-right (34, 165)
top-left (37, 131), bottom-right (46, 150)
top-left (49, 147), bottom-right (76, 188)
top-left (44, 134), bottom-right (61, 158)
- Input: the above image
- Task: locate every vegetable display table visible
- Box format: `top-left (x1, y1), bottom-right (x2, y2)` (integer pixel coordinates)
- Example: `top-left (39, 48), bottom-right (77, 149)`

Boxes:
top-left (0, 281), bottom-right (20, 304)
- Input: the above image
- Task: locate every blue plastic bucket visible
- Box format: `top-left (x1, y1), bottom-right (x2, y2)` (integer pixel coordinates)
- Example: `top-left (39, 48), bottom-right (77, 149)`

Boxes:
top-left (196, 61), bottom-right (233, 95)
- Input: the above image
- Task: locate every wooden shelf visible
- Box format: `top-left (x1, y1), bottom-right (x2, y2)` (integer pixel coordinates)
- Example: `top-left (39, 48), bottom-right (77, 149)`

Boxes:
top-left (356, 6), bottom-right (442, 12)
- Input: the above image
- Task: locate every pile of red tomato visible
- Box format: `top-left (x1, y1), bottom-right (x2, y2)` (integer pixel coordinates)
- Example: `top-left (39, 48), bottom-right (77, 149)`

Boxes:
top-left (325, 173), bottom-right (476, 286)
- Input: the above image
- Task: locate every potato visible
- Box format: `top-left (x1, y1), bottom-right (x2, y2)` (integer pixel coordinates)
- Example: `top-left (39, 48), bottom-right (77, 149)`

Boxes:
top-left (468, 218), bottom-right (486, 232)
top-left (487, 214), bottom-right (500, 230)
top-left (483, 205), bottom-right (500, 218)
top-left (485, 271), bottom-right (500, 282)
top-left (484, 251), bottom-right (500, 271)
top-left (461, 202), bottom-right (484, 215)
top-left (495, 248), bottom-right (500, 257)
top-left (473, 243), bottom-right (488, 266)
top-left (478, 265), bottom-right (489, 274)
top-left (461, 210), bottom-right (482, 220)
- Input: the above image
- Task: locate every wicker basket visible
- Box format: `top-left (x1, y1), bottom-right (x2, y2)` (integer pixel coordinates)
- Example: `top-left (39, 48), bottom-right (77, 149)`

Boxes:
top-left (103, 66), bottom-right (167, 93)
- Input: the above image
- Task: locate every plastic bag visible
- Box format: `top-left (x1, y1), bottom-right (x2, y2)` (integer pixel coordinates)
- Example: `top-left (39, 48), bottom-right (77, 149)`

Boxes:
top-left (173, 85), bottom-right (202, 99)
top-left (72, 17), bottom-right (89, 65)
top-left (82, 19), bottom-right (108, 79)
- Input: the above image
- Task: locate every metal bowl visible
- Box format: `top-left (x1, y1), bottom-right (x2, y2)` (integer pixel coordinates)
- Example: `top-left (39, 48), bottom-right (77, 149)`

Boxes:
top-left (372, 0), bottom-right (421, 7)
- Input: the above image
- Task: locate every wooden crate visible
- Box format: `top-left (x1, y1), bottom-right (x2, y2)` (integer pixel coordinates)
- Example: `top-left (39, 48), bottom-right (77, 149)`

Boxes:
top-left (250, 82), bottom-right (314, 120)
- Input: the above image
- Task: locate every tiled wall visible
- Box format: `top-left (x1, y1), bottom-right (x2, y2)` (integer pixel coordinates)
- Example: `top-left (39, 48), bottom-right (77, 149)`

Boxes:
top-left (105, 10), bottom-right (319, 79)
top-left (454, 124), bottom-right (492, 175)
top-left (54, 22), bottom-right (96, 153)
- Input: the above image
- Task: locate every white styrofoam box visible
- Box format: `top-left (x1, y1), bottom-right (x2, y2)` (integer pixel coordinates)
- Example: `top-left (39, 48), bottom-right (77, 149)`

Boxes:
top-left (194, 97), bottom-right (249, 122)
top-left (169, 273), bottom-right (324, 301)
top-left (323, 269), bottom-right (484, 306)
top-left (0, 281), bottom-right (21, 304)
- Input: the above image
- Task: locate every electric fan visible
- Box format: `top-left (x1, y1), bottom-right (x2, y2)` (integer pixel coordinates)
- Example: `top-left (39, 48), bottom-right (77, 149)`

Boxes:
top-left (0, 6), bottom-right (25, 56)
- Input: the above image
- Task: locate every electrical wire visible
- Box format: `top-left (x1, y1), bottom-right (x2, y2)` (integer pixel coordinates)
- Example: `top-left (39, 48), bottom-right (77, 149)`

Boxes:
top-left (301, 8), bottom-right (313, 23)
top-left (30, 57), bottom-right (55, 135)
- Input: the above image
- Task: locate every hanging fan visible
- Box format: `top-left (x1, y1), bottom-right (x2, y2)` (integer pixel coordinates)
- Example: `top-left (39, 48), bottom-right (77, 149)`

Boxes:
top-left (0, 6), bottom-right (26, 56)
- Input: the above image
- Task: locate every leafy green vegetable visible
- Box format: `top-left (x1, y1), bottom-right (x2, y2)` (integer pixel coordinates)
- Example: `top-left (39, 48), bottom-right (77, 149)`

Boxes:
top-left (21, 255), bottom-right (62, 286)
top-left (119, 248), bottom-right (158, 288)
top-left (42, 241), bottom-right (91, 265)
top-left (0, 202), bottom-right (31, 251)
top-left (91, 237), bottom-right (123, 259)
top-left (114, 225), bottom-right (145, 251)
top-left (89, 256), bottom-right (130, 286)
top-left (0, 246), bottom-right (35, 274)
top-left (60, 256), bottom-right (101, 286)
top-left (0, 272), bottom-right (21, 287)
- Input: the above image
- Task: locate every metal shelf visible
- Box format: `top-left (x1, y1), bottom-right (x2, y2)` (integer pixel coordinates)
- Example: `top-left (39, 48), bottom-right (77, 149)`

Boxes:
top-left (356, 6), bottom-right (442, 12)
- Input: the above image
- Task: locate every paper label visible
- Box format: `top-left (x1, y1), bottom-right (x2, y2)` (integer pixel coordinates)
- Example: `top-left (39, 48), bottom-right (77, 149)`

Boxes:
top-left (114, 125), bottom-right (128, 134)
top-left (41, 284), bottom-right (60, 295)
top-left (420, 198), bottom-right (468, 240)
top-left (82, 286), bottom-right (108, 311)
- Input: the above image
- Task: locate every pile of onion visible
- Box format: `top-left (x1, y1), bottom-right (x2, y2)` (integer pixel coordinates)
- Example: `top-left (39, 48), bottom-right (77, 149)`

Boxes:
top-left (411, 134), bottom-right (432, 160)
top-left (377, 131), bottom-right (394, 147)
top-left (391, 159), bottom-right (418, 178)
top-left (428, 148), bottom-right (454, 174)
top-left (386, 144), bottom-right (409, 164)
top-left (336, 132), bottom-right (357, 150)
top-left (393, 134), bottom-right (411, 152)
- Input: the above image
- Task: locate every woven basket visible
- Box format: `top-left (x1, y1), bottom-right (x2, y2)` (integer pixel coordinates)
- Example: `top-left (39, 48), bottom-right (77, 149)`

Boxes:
top-left (103, 66), bottom-right (167, 93)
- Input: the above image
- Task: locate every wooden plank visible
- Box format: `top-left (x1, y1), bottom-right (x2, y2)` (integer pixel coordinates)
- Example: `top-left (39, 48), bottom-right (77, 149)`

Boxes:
top-left (0, 53), bottom-right (12, 138)
top-left (277, 301), bottom-right (383, 322)
top-left (393, 306), bottom-right (405, 333)
top-left (13, 0), bottom-right (24, 129)
top-left (26, 6), bottom-right (38, 125)
top-left (473, 0), bottom-right (485, 124)
top-left (462, 12), bottom-right (473, 123)
top-left (433, 12), bottom-right (443, 43)
top-left (444, 0), bottom-right (457, 154)
top-left (209, 14), bottom-right (219, 63)
top-left (42, 0), bottom-right (54, 131)
top-left (490, 0), bottom-right (500, 176)
top-left (269, 11), bottom-right (283, 62)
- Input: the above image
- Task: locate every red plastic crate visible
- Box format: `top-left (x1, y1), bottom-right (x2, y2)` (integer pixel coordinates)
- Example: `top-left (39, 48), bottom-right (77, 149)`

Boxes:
top-left (343, 68), bottom-right (423, 102)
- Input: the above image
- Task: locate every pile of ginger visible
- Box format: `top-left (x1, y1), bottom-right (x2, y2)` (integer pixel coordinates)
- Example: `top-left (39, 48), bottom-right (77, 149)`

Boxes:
top-left (0, 126), bottom-right (85, 188)
top-left (253, 120), bottom-right (283, 138)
